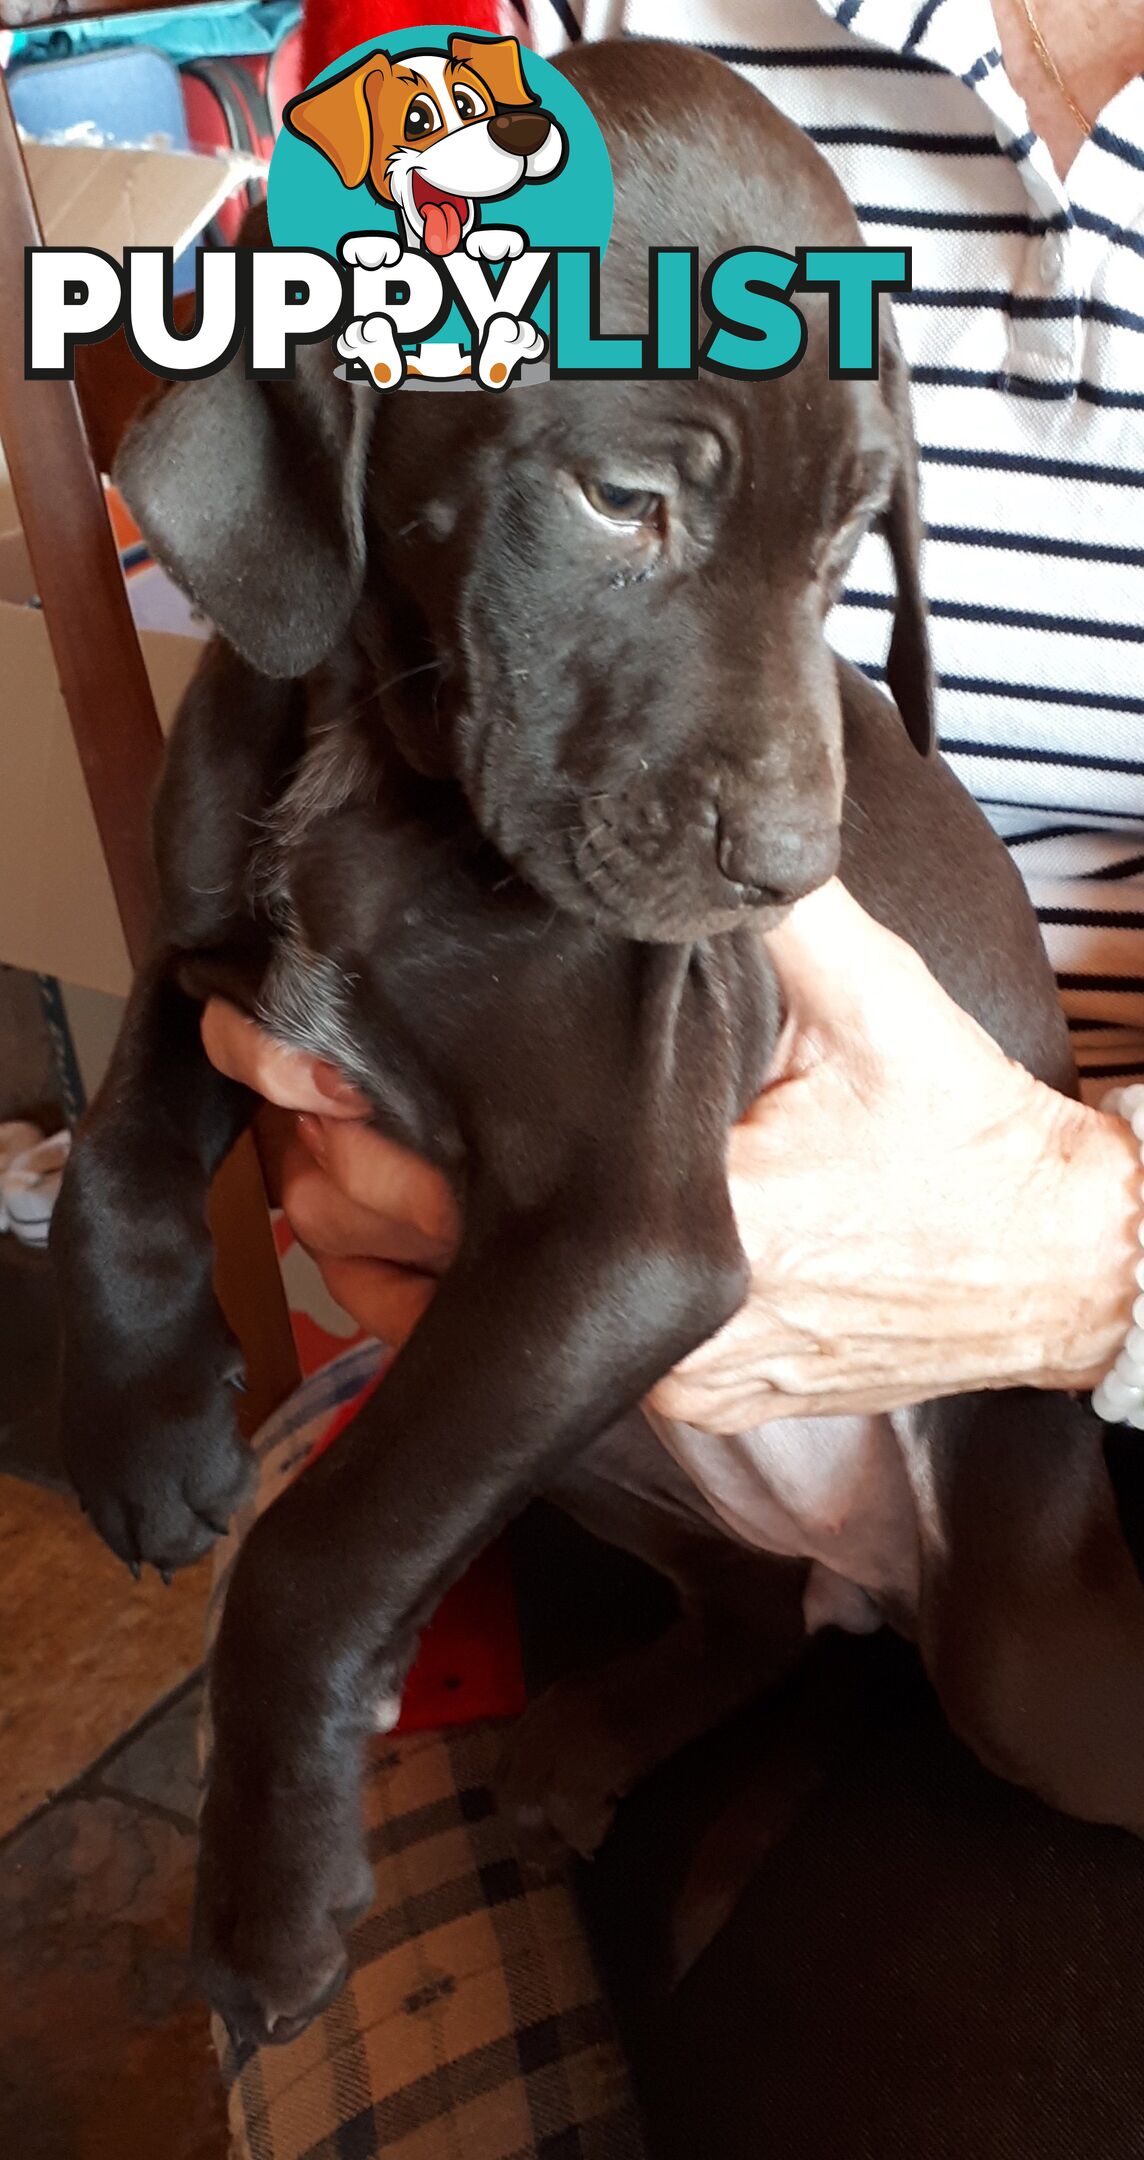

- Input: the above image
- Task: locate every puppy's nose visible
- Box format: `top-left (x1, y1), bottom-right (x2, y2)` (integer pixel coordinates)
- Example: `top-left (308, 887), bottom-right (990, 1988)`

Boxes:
top-left (716, 812), bottom-right (840, 906)
top-left (489, 110), bottom-right (552, 157)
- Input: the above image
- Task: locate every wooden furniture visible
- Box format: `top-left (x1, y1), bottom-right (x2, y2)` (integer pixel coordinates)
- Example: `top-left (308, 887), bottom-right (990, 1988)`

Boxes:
top-left (0, 70), bottom-right (300, 1427)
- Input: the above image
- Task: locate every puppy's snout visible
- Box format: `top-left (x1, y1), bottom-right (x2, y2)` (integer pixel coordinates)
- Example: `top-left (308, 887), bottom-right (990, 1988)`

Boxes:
top-left (716, 810), bottom-right (840, 907)
top-left (489, 109), bottom-right (552, 157)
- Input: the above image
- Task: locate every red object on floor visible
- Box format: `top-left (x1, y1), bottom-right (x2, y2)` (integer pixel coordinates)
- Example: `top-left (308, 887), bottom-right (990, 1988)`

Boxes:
top-left (303, 0), bottom-right (508, 86)
top-left (305, 1360), bottom-right (527, 1734)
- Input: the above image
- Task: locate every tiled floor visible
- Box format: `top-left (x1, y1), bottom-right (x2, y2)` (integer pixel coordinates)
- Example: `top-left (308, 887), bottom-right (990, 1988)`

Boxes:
top-left (0, 1475), bottom-right (213, 1839)
top-left (0, 1684), bottom-right (226, 2160)
top-left (0, 1233), bottom-right (228, 2160)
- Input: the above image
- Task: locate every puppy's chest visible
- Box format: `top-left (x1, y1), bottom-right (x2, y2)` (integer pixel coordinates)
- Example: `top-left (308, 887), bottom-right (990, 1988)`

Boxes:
top-left (651, 1407), bottom-right (927, 1624)
top-left (247, 737), bottom-right (452, 1153)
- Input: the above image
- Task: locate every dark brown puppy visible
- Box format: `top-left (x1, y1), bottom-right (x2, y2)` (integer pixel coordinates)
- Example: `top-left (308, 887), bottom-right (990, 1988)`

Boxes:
top-left (51, 42), bottom-right (1144, 2047)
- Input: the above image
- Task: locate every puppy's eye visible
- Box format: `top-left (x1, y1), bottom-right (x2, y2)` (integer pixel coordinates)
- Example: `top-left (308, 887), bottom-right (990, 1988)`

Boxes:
top-left (581, 478), bottom-right (663, 526)
top-left (452, 87), bottom-right (487, 121)
top-left (405, 95), bottom-right (443, 140)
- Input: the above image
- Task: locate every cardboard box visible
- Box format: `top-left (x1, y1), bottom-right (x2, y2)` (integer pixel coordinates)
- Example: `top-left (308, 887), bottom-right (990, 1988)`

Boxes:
top-left (0, 499), bottom-right (204, 997)
top-left (22, 136), bottom-right (260, 261)
top-left (0, 138), bottom-right (253, 996)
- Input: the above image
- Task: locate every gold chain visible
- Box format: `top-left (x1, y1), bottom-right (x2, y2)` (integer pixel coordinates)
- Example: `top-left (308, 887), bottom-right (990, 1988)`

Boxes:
top-left (1013, 0), bottom-right (1093, 136)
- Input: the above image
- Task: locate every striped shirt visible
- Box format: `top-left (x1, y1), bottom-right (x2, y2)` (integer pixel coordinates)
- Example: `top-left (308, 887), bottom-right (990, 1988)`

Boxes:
top-left (522, 0), bottom-right (1144, 1090)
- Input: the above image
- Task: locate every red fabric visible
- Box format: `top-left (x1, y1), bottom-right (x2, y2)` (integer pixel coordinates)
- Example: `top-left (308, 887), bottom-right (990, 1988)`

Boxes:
top-left (303, 1), bottom-right (508, 86)
top-left (303, 1364), bottom-right (527, 1733)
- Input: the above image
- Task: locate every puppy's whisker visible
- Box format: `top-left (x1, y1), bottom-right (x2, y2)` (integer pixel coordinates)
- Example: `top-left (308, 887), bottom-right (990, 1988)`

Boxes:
top-left (377, 657), bottom-right (446, 702)
top-left (320, 660), bottom-right (446, 738)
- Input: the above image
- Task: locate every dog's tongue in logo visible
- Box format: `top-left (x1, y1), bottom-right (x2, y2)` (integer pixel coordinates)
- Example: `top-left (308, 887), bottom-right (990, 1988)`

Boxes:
top-left (413, 175), bottom-right (467, 257)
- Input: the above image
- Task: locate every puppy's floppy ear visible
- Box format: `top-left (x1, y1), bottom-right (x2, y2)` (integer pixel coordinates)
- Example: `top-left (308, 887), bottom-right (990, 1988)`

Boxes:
top-left (114, 341), bottom-right (376, 681)
top-left (878, 325), bottom-right (934, 757)
top-left (283, 54), bottom-right (387, 190)
top-left (450, 33), bottom-right (539, 110)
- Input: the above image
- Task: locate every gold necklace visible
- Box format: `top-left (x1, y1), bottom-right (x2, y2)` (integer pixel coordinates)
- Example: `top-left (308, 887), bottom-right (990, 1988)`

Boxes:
top-left (1013, 0), bottom-right (1092, 137)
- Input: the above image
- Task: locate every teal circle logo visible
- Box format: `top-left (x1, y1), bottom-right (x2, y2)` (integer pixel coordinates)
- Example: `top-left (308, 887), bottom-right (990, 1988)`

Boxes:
top-left (268, 26), bottom-right (612, 381)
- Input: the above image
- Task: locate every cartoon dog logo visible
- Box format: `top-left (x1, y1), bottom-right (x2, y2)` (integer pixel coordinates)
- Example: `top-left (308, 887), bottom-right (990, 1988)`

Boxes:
top-left (284, 33), bottom-right (566, 385)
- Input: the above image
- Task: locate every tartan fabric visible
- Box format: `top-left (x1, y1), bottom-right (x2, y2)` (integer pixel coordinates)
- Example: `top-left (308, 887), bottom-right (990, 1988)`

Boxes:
top-left (204, 1351), bottom-right (645, 2160)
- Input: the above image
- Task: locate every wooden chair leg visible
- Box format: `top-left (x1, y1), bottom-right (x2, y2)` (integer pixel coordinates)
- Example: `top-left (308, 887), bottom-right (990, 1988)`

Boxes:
top-left (0, 76), bottom-right (300, 1418)
top-left (209, 1133), bottom-right (303, 1436)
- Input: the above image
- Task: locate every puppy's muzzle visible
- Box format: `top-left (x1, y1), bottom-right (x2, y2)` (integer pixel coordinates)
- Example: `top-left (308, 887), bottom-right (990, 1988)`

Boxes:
top-left (568, 783), bottom-right (842, 940)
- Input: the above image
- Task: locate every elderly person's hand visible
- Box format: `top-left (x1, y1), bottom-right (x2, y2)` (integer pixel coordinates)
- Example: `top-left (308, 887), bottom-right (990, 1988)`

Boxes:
top-left (650, 880), bottom-right (1139, 1431)
top-left (201, 880), bottom-right (1140, 1427)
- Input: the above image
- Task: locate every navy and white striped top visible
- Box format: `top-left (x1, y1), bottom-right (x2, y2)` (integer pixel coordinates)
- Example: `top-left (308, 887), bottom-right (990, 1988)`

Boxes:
top-left (523, 0), bottom-right (1144, 1090)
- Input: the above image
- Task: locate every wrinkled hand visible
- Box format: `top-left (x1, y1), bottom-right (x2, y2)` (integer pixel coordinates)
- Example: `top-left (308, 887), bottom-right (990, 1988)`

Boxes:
top-left (649, 880), bottom-right (1138, 1430)
top-left (202, 879), bottom-right (1138, 1427)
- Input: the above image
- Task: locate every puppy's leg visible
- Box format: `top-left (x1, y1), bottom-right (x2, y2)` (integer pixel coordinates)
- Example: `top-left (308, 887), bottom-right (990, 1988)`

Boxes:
top-left (51, 645), bottom-right (296, 1573)
top-left (501, 1413), bottom-right (808, 1858)
top-left (914, 1390), bottom-right (1144, 1835)
top-left (194, 1177), bottom-right (747, 2046)
top-left (51, 957), bottom-right (259, 1572)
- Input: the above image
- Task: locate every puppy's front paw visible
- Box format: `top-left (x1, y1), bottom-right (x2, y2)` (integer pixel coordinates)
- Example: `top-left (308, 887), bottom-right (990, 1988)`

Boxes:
top-left (60, 1325), bottom-right (253, 1577)
top-left (195, 1843), bottom-right (369, 2048)
top-left (465, 226), bottom-right (524, 264)
top-left (499, 1681), bottom-right (636, 1861)
top-left (195, 1757), bottom-right (374, 2048)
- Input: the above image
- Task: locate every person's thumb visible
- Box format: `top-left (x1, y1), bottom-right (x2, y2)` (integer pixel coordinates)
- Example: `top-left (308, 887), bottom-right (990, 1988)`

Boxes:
top-left (763, 876), bottom-right (921, 1031)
